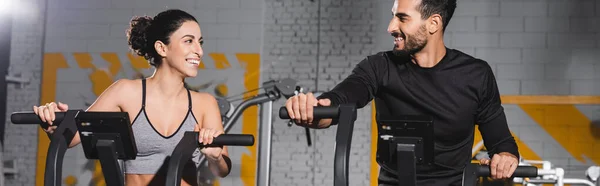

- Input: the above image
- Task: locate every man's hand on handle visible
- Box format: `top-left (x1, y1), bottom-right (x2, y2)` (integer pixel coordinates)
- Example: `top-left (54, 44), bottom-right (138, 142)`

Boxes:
top-left (479, 152), bottom-right (519, 180)
top-left (285, 92), bottom-right (333, 129)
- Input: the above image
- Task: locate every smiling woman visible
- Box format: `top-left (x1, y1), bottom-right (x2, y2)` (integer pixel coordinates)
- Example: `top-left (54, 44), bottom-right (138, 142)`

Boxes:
top-left (128, 10), bottom-right (204, 72)
top-left (30, 9), bottom-right (231, 186)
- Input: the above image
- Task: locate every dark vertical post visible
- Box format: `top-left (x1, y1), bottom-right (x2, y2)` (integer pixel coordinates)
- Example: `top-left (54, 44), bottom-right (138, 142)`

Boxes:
top-left (0, 7), bottom-right (13, 146)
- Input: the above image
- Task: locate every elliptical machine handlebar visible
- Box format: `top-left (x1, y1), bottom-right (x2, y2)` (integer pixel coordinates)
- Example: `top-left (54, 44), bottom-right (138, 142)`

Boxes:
top-left (278, 106), bottom-right (340, 119)
top-left (198, 78), bottom-right (300, 166)
top-left (278, 104), bottom-right (357, 186)
top-left (166, 131), bottom-right (254, 186)
top-left (462, 163), bottom-right (539, 186)
top-left (475, 165), bottom-right (538, 177)
top-left (198, 134), bottom-right (255, 147)
top-left (11, 111), bottom-right (65, 129)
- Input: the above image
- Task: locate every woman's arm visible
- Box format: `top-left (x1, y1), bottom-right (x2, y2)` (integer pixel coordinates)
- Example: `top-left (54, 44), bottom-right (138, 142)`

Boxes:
top-left (67, 79), bottom-right (129, 147)
top-left (194, 93), bottom-right (231, 177)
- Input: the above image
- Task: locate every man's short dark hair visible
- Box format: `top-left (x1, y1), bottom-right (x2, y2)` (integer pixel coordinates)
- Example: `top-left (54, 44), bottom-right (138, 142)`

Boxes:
top-left (418, 0), bottom-right (457, 31)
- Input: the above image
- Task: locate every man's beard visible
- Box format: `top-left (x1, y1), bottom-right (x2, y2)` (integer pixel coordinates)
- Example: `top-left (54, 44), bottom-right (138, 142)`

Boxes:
top-left (392, 25), bottom-right (428, 58)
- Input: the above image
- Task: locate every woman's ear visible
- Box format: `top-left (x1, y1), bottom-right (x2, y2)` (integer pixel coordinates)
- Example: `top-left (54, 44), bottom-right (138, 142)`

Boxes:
top-left (155, 40), bottom-right (168, 57)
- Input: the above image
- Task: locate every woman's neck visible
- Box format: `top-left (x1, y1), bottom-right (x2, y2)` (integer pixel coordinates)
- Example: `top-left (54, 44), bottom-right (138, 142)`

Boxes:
top-left (147, 64), bottom-right (186, 99)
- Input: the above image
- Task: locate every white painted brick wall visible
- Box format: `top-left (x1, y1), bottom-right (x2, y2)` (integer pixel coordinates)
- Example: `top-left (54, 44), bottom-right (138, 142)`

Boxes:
top-left (444, 16), bottom-right (475, 32)
top-left (4, 0), bottom-right (45, 185)
top-left (548, 33), bottom-right (597, 48)
top-left (500, 1), bottom-right (548, 17)
top-left (44, 0), bottom-right (259, 54)
top-left (545, 64), bottom-right (595, 80)
top-left (474, 48), bottom-right (521, 64)
top-left (454, 1), bottom-right (499, 16)
top-left (497, 64), bottom-right (545, 80)
top-left (264, 0), bottom-right (375, 184)
top-left (570, 17), bottom-right (600, 33)
top-left (453, 33), bottom-right (499, 47)
top-left (476, 17), bottom-right (523, 32)
top-left (522, 48), bottom-right (572, 63)
top-left (525, 17), bottom-right (570, 33)
top-left (521, 80), bottom-right (571, 95)
top-left (597, 2), bottom-right (600, 16)
top-left (549, 0), bottom-right (596, 17)
top-left (571, 80), bottom-right (600, 95)
top-left (197, 0), bottom-right (240, 9)
top-left (496, 80), bottom-right (521, 95)
top-left (596, 63), bottom-right (600, 80)
top-left (499, 33), bottom-right (547, 48)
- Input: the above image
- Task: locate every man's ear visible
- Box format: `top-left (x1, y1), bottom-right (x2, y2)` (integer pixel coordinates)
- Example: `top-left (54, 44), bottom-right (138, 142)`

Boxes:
top-left (155, 40), bottom-right (168, 57)
top-left (428, 14), bottom-right (442, 34)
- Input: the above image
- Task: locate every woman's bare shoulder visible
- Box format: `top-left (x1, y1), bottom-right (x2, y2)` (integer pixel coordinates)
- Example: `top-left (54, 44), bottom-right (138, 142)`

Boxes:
top-left (100, 79), bottom-right (143, 105)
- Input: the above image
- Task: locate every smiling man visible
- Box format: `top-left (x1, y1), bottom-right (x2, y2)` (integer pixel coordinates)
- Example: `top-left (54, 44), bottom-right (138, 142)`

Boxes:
top-left (284, 0), bottom-right (521, 185)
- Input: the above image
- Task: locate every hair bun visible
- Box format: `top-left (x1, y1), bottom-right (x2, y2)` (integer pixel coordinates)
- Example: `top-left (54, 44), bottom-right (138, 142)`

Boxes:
top-left (127, 16), bottom-right (153, 60)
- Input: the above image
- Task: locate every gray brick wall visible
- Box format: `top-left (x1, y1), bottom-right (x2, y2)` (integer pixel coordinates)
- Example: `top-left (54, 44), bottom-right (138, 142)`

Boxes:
top-left (4, 0), bottom-right (46, 184)
top-left (443, 0), bottom-right (600, 180)
top-left (264, 0), bottom-right (376, 185)
top-left (443, 0), bottom-right (600, 97)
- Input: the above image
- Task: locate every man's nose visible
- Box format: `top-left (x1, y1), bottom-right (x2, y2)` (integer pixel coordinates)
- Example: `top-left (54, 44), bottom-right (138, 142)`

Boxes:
top-left (387, 19), bottom-right (399, 34)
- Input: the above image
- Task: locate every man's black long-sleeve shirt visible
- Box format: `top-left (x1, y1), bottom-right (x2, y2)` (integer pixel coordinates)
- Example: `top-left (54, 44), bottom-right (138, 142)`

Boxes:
top-left (318, 48), bottom-right (519, 186)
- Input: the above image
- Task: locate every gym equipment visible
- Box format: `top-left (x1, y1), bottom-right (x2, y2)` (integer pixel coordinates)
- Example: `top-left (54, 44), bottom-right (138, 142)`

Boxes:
top-left (197, 78), bottom-right (300, 186)
top-left (279, 106), bottom-right (438, 186)
top-left (11, 110), bottom-right (81, 186)
top-left (462, 163), bottom-right (538, 186)
top-left (587, 166), bottom-right (600, 186)
top-left (278, 105), bottom-right (547, 186)
top-left (376, 115), bottom-right (435, 186)
top-left (512, 159), bottom-right (597, 186)
top-left (11, 110), bottom-right (255, 186)
top-left (279, 104), bottom-right (357, 186)
top-left (166, 132), bottom-right (254, 186)
top-left (75, 112), bottom-right (136, 186)
top-left (12, 110), bottom-right (135, 186)
top-left (474, 149), bottom-right (599, 186)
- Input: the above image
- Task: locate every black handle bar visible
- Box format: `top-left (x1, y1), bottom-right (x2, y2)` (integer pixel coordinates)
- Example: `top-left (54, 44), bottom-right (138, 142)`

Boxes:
top-left (278, 106), bottom-right (340, 119)
top-left (476, 165), bottom-right (538, 177)
top-left (11, 111), bottom-right (64, 128)
top-left (201, 134), bottom-right (255, 147)
top-left (166, 132), bottom-right (254, 186)
top-left (463, 163), bottom-right (538, 186)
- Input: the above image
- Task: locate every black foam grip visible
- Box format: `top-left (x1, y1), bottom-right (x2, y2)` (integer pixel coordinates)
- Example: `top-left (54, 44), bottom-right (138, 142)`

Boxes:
top-left (477, 165), bottom-right (538, 177)
top-left (211, 134), bottom-right (254, 146)
top-left (278, 106), bottom-right (339, 119)
top-left (11, 111), bottom-right (65, 125)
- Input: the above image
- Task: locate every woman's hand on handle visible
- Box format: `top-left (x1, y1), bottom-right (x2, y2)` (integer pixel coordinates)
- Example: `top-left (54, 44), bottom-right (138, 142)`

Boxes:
top-left (196, 125), bottom-right (224, 161)
top-left (32, 102), bottom-right (69, 134)
top-left (285, 92), bottom-right (333, 128)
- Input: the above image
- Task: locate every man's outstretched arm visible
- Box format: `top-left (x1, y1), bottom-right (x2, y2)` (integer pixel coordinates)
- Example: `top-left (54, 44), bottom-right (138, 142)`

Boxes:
top-left (286, 56), bottom-right (384, 128)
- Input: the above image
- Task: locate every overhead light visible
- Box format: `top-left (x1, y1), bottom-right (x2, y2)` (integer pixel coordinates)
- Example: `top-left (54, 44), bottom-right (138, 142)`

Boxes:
top-left (0, 0), bottom-right (11, 15)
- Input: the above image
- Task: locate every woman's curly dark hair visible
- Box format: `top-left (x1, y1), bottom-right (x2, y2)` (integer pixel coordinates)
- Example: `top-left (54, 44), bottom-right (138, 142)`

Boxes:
top-left (126, 9), bottom-right (197, 67)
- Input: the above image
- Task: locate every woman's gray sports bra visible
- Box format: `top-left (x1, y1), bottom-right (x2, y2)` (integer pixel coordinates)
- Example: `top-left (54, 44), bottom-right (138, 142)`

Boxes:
top-left (124, 79), bottom-right (200, 176)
